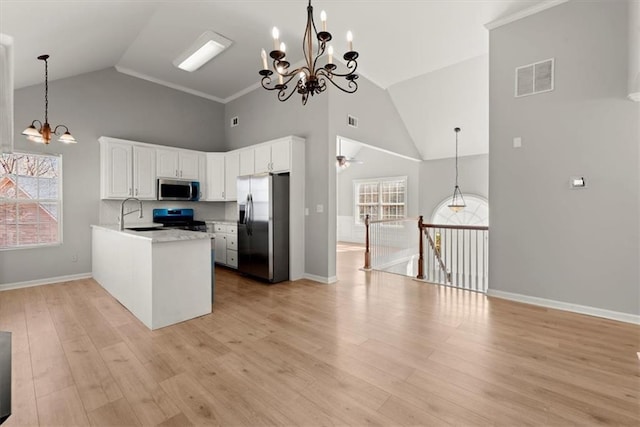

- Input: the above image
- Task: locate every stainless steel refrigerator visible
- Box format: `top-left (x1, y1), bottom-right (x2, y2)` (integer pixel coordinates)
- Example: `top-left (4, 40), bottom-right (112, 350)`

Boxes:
top-left (237, 173), bottom-right (289, 283)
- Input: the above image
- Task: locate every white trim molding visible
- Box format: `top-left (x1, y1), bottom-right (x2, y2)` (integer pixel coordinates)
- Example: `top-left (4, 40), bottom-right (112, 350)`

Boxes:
top-left (485, 0), bottom-right (570, 30)
top-left (303, 273), bottom-right (337, 284)
top-left (0, 273), bottom-right (93, 292)
top-left (487, 289), bottom-right (640, 325)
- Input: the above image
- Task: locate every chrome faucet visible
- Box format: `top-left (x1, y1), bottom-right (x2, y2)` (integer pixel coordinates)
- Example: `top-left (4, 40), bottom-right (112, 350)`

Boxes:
top-left (119, 197), bottom-right (143, 230)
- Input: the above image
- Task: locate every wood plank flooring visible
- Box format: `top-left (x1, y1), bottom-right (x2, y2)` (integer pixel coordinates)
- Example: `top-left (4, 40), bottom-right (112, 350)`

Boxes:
top-left (1, 242), bottom-right (638, 426)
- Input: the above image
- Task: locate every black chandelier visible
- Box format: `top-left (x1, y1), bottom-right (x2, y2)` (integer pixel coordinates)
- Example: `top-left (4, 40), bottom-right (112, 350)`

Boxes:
top-left (259, 0), bottom-right (359, 105)
top-left (448, 127), bottom-right (466, 212)
top-left (22, 55), bottom-right (76, 144)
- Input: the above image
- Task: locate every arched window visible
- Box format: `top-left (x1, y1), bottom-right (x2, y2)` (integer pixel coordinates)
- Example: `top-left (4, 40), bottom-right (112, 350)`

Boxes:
top-left (431, 194), bottom-right (488, 226)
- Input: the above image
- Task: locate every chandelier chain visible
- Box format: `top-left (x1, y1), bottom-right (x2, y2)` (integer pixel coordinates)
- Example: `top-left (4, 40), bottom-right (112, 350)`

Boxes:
top-left (44, 57), bottom-right (48, 124)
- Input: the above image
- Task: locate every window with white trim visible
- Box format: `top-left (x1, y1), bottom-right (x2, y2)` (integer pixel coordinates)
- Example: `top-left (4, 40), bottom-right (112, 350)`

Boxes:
top-left (354, 177), bottom-right (406, 223)
top-left (0, 152), bottom-right (62, 249)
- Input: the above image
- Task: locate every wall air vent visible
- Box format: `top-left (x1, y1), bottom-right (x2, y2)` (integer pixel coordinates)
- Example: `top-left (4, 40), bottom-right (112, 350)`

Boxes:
top-left (347, 115), bottom-right (358, 128)
top-left (230, 116), bottom-right (239, 127)
top-left (515, 58), bottom-right (554, 97)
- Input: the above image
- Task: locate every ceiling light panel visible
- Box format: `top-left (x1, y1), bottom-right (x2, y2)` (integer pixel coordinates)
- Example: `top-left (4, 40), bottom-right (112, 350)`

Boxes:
top-left (174, 30), bottom-right (232, 72)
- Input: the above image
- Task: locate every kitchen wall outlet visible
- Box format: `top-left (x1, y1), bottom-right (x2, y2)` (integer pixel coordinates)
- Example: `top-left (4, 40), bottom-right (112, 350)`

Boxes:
top-left (230, 116), bottom-right (239, 127)
top-left (513, 137), bottom-right (522, 148)
top-left (71, 253), bottom-right (78, 262)
top-left (305, 208), bottom-right (309, 216)
top-left (316, 204), bottom-right (324, 213)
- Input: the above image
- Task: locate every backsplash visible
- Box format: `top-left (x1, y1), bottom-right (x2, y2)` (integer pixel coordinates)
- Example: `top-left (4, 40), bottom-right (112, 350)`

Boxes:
top-left (100, 200), bottom-right (226, 226)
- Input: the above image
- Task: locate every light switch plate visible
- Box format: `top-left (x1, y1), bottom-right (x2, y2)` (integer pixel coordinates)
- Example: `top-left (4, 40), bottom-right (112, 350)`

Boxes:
top-left (513, 137), bottom-right (522, 148)
top-left (570, 176), bottom-right (587, 189)
top-left (316, 204), bottom-right (324, 213)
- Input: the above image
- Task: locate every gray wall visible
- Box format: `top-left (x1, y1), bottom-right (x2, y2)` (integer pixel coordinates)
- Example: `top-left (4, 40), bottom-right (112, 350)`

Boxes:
top-left (388, 55), bottom-right (489, 160)
top-left (419, 154), bottom-right (488, 219)
top-left (224, 86), bottom-right (331, 279)
top-left (336, 145), bottom-right (421, 243)
top-left (328, 75), bottom-right (421, 159)
top-left (489, 0), bottom-right (640, 315)
top-left (1, 67), bottom-right (225, 285)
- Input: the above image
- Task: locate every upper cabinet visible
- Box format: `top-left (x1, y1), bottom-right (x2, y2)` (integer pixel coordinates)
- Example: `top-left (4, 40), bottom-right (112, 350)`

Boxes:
top-left (239, 149), bottom-right (254, 176)
top-left (255, 139), bottom-right (291, 173)
top-left (205, 153), bottom-right (225, 201)
top-left (204, 151), bottom-right (239, 201)
top-left (224, 151), bottom-right (239, 201)
top-left (99, 137), bottom-right (156, 200)
top-left (156, 148), bottom-right (201, 180)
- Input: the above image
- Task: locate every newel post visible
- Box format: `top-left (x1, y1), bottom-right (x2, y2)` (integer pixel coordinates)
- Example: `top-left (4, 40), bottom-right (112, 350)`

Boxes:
top-left (364, 214), bottom-right (371, 270)
top-left (417, 215), bottom-right (425, 279)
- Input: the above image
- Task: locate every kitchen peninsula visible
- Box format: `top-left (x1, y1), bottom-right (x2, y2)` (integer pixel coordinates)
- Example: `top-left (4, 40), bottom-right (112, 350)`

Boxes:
top-left (91, 225), bottom-right (211, 330)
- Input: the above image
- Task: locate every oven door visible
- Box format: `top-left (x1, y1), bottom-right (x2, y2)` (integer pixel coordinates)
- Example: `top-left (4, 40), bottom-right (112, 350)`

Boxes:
top-left (158, 179), bottom-right (193, 201)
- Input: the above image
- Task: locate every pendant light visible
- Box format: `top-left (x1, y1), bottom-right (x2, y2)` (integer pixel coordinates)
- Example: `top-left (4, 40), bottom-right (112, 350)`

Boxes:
top-left (22, 54), bottom-right (76, 144)
top-left (448, 127), bottom-right (466, 212)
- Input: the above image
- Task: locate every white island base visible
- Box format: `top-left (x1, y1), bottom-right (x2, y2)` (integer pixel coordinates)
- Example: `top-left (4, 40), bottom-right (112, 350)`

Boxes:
top-left (92, 225), bottom-right (211, 330)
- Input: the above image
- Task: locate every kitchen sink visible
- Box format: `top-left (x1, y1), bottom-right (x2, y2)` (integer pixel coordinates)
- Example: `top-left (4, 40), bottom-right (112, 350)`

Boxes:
top-left (126, 226), bottom-right (165, 232)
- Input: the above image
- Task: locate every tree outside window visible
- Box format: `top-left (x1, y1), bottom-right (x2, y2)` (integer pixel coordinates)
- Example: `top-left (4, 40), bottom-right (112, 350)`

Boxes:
top-left (0, 153), bottom-right (62, 249)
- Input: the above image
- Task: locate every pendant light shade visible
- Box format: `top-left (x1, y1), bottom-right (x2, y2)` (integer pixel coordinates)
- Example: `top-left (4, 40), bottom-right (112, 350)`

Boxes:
top-left (447, 127), bottom-right (466, 212)
top-left (21, 54), bottom-right (77, 144)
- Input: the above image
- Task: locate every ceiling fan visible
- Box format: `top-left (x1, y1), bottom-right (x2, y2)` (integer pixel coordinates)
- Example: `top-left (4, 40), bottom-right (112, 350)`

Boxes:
top-left (336, 139), bottom-right (363, 169)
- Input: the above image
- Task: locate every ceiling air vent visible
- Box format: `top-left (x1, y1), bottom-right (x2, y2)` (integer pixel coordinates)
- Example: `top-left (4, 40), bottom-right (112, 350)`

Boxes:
top-left (347, 115), bottom-right (358, 128)
top-left (515, 58), bottom-right (554, 97)
top-left (230, 116), bottom-right (239, 127)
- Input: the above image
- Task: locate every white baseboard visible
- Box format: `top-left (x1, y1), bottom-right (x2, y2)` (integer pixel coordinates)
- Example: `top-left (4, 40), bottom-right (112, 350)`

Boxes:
top-left (303, 273), bottom-right (337, 284)
top-left (487, 289), bottom-right (640, 325)
top-left (0, 273), bottom-right (93, 292)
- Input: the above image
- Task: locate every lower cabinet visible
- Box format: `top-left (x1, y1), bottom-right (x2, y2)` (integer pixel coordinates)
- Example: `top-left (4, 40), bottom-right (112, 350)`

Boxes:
top-left (213, 223), bottom-right (237, 269)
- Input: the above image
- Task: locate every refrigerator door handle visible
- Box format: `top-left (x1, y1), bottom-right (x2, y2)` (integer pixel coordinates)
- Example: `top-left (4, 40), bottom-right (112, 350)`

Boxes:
top-left (248, 193), bottom-right (254, 236)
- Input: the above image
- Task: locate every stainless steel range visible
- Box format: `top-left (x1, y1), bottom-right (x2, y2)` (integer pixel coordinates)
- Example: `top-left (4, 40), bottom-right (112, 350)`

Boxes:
top-left (152, 208), bottom-right (207, 231)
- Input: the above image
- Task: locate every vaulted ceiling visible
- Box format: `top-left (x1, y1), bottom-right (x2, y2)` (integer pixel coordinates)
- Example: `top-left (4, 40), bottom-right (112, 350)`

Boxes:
top-left (1, 0), bottom-right (547, 157)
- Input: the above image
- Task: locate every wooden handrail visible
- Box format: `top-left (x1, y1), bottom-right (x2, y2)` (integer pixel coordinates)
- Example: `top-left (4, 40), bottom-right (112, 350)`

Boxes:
top-left (368, 216), bottom-right (419, 225)
top-left (421, 223), bottom-right (489, 231)
top-left (417, 216), bottom-right (425, 279)
top-left (364, 214), bottom-right (371, 270)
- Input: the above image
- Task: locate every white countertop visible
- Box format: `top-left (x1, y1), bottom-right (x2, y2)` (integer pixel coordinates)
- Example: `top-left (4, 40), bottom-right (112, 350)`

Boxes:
top-left (202, 219), bottom-right (237, 225)
top-left (91, 224), bottom-right (211, 243)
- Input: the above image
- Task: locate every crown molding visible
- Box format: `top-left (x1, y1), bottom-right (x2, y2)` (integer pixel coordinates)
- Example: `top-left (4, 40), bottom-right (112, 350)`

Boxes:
top-left (485, 0), bottom-right (570, 30)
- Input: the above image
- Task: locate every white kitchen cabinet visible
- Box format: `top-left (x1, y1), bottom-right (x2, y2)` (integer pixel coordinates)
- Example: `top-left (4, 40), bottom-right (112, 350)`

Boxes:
top-left (205, 153), bottom-right (225, 201)
top-left (156, 149), bottom-right (179, 178)
top-left (214, 233), bottom-right (227, 264)
top-left (156, 148), bottom-right (200, 179)
top-left (132, 145), bottom-right (156, 199)
top-left (180, 151), bottom-right (200, 180)
top-left (213, 223), bottom-right (237, 269)
top-left (225, 151), bottom-right (239, 201)
top-left (101, 140), bottom-right (132, 199)
top-left (100, 137), bottom-right (156, 200)
top-left (239, 149), bottom-right (254, 176)
top-left (251, 139), bottom-right (292, 174)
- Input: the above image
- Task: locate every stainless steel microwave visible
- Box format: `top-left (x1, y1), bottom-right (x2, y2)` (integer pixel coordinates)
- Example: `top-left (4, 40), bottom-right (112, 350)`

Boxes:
top-left (157, 179), bottom-right (200, 201)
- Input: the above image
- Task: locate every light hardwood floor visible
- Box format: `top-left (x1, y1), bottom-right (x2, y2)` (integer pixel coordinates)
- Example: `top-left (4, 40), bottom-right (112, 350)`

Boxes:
top-left (1, 243), bottom-right (639, 426)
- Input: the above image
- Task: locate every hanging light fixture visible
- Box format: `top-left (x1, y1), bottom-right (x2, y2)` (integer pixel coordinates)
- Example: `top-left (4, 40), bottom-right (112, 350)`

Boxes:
top-left (259, 0), bottom-right (359, 105)
top-left (22, 54), bottom-right (76, 144)
top-left (448, 127), bottom-right (466, 212)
